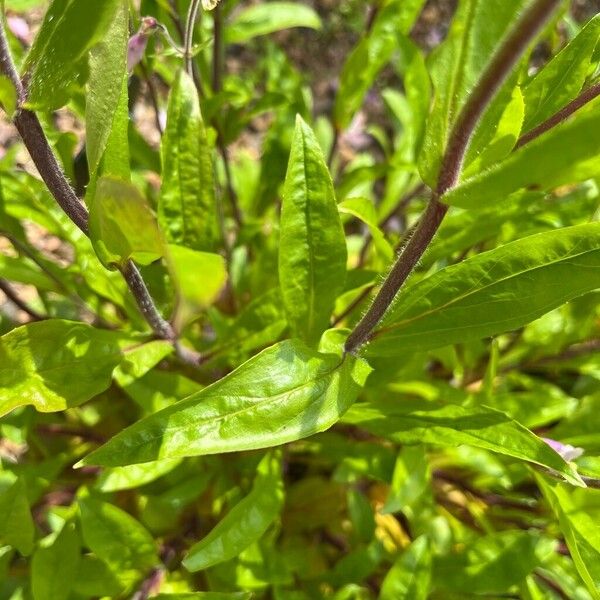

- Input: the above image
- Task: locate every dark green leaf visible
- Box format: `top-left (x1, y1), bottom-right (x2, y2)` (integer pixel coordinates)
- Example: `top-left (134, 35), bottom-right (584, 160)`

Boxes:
top-left (0, 478), bottom-right (34, 555)
top-left (366, 224), bottom-right (600, 356)
top-left (342, 399), bottom-right (582, 485)
top-left (183, 451), bottom-right (284, 571)
top-left (379, 536), bottom-right (431, 600)
top-left (31, 523), bottom-right (80, 600)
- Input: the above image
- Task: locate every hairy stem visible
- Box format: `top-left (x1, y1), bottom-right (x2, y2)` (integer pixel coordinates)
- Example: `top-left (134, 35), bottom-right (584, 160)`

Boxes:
top-left (0, 17), bottom-right (200, 365)
top-left (516, 80), bottom-right (600, 148)
top-left (345, 0), bottom-right (561, 354)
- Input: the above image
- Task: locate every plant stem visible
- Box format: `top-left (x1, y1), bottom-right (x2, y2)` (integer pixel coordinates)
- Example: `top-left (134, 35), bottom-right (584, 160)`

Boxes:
top-left (516, 80), bottom-right (600, 148)
top-left (0, 17), bottom-right (200, 366)
top-left (0, 279), bottom-right (45, 321)
top-left (184, 0), bottom-right (201, 77)
top-left (344, 0), bottom-right (561, 354)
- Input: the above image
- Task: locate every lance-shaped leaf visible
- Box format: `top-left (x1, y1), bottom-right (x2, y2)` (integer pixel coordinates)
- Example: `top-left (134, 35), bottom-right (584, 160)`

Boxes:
top-left (380, 536), bottom-right (432, 600)
top-left (225, 2), bottom-right (321, 44)
top-left (85, 0), bottom-right (128, 176)
top-left (279, 116), bottom-right (347, 344)
top-left (24, 0), bottom-right (122, 110)
top-left (89, 176), bottom-right (164, 268)
top-left (522, 14), bottom-right (600, 133)
top-left (159, 70), bottom-right (217, 252)
top-left (31, 523), bottom-right (80, 600)
top-left (333, 0), bottom-right (426, 130)
top-left (0, 320), bottom-right (156, 417)
top-left (78, 339), bottom-right (371, 468)
top-left (0, 478), bottom-right (34, 555)
top-left (443, 107), bottom-right (600, 209)
top-left (79, 497), bottom-right (158, 591)
top-left (342, 399), bottom-right (583, 486)
top-left (537, 477), bottom-right (600, 599)
top-left (365, 224), bottom-right (600, 357)
top-left (183, 451), bottom-right (284, 571)
top-left (419, 0), bottom-right (528, 184)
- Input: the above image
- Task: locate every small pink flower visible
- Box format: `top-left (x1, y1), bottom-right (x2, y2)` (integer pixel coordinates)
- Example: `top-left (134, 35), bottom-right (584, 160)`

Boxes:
top-left (127, 17), bottom-right (160, 73)
top-left (542, 437), bottom-right (584, 462)
top-left (7, 16), bottom-right (30, 43)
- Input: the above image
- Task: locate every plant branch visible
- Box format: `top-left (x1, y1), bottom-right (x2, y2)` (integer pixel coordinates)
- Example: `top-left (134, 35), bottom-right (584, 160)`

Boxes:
top-left (184, 0), bottom-right (202, 77)
top-left (0, 279), bottom-right (45, 321)
top-left (344, 0), bottom-right (561, 354)
top-left (0, 17), bottom-right (201, 366)
top-left (516, 80), bottom-right (600, 148)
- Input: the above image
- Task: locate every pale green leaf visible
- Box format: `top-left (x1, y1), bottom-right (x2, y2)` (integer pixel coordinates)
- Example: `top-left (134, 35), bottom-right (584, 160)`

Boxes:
top-left (279, 116), bottom-right (347, 343)
top-left (24, 0), bottom-right (122, 110)
top-left (159, 70), bottom-right (217, 252)
top-left (225, 2), bottom-right (321, 44)
top-left (89, 176), bottom-right (164, 268)
top-left (96, 459), bottom-right (182, 492)
top-left (0, 320), bottom-right (140, 417)
top-left (78, 339), bottom-right (371, 467)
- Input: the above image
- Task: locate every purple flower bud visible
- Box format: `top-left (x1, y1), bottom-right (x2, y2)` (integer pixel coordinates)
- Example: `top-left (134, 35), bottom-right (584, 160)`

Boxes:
top-left (542, 437), bottom-right (584, 462)
top-left (127, 32), bottom-right (149, 73)
top-left (7, 16), bottom-right (29, 43)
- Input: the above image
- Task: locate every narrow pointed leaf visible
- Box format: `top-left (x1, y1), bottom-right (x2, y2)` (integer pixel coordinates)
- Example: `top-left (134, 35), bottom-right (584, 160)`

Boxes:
top-left (24, 0), bottom-right (121, 110)
top-left (444, 107), bottom-right (600, 209)
top-left (380, 536), bottom-right (431, 600)
top-left (159, 70), bottom-right (217, 252)
top-left (343, 399), bottom-right (583, 486)
top-left (79, 339), bottom-right (371, 467)
top-left (183, 452), bottom-right (284, 572)
top-left (0, 478), bottom-right (34, 555)
top-left (279, 116), bottom-right (347, 343)
top-left (522, 14), bottom-right (600, 133)
top-left (366, 224), bottom-right (600, 356)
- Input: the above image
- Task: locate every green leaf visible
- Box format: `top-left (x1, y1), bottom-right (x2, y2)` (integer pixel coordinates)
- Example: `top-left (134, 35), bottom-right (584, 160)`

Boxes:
top-left (183, 451), bottom-right (284, 572)
top-left (434, 531), bottom-right (554, 594)
top-left (0, 320), bottom-right (136, 417)
top-left (89, 176), bottom-right (164, 268)
top-left (339, 197), bottom-right (393, 261)
top-left (95, 458), bottom-right (182, 492)
top-left (78, 338), bottom-right (371, 467)
top-left (538, 477), bottom-right (600, 599)
top-left (85, 0), bottom-right (128, 176)
top-left (168, 244), bottom-right (227, 328)
top-left (225, 2), bottom-right (321, 44)
top-left (334, 0), bottom-right (426, 130)
top-left (71, 555), bottom-right (123, 598)
top-left (159, 70), bottom-right (217, 252)
top-left (342, 399), bottom-right (583, 486)
top-left (379, 536), bottom-right (431, 600)
top-left (24, 0), bottom-right (122, 110)
top-left (79, 497), bottom-right (158, 590)
top-left (0, 74), bottom-right (17, 117)
top-left (0, 478), bottom-right (34, 555)
top-left (154, 594), bottom-right (252, 600)
top-left (31, 523), bottom-right (80, 600)
top-left (279, 116), bottom-right (347, 343)
top-left (444, 106), bottom-right (600, 209)
top-left (419, 0), bottom-right (528, 184)
top-left (365, 224), bottom-right (600, 356)
top-left (522, 14), bottom-right (600, 133)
